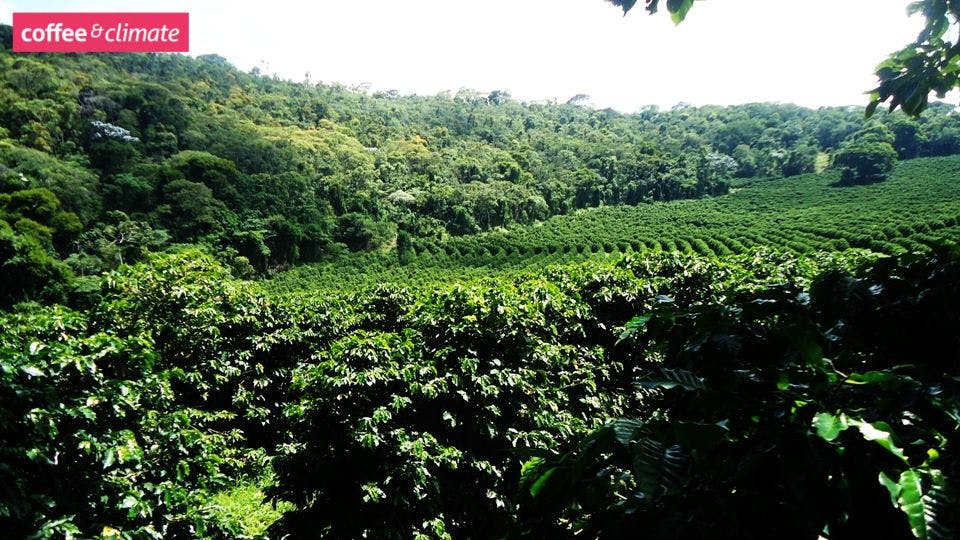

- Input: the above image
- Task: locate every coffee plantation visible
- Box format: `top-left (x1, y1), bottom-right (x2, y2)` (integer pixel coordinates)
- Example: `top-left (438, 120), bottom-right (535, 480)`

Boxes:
top-left (3, 13), bottom-right (960, 538)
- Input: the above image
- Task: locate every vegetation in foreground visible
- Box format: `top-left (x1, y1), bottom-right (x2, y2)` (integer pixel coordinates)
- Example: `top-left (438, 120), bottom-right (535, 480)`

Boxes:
top-left (3, 245), bottom-right (959, 539)
top-left (4, 1), bottom-right (960, 535)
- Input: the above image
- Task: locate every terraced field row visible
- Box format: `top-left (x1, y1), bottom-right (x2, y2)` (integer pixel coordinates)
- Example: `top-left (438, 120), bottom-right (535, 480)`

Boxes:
top-left (267, 156), bottom-right (960, 292)
top-left (419, 156), bottom-right (960, 258)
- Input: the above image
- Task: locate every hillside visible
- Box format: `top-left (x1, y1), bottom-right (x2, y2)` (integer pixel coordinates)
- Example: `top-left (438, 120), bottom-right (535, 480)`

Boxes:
top-left (4, 24), bottom-right (960, 307)
top-left (268, 155), bottom-right (960, 293)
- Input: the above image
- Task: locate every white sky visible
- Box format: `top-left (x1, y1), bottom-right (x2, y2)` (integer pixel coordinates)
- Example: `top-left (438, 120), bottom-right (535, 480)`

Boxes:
top-left (0, 0), bottom-right (938, 112)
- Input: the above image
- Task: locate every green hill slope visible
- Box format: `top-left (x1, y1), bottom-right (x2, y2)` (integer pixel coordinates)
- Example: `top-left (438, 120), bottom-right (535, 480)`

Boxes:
top-left (6, 29), bottom-right (960, 307)
top-left (268, 155), bottom-right (960, 293)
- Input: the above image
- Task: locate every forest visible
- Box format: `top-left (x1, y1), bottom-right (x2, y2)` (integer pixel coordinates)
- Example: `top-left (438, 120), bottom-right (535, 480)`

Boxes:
top-left (5, 17), bottom-right (960, 305)
top-left (2, 0), bottom-right (960, 537)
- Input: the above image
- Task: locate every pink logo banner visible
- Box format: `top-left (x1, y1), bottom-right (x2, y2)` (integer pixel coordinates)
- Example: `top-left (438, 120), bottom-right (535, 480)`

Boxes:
top-left (13, 12), bottom-right (189, 52)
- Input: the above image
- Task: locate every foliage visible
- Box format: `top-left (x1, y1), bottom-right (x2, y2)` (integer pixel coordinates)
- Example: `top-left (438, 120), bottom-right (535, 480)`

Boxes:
top-left (0, 224), bottom-right (72, 308)
top-left (517, 247), bottom-right (960, 539)
top-left (869, 0), bottom-right (960, 116)
top-left (203, 482), bottom-right (294, 539)
top-left (66, 211), bottom-right (170, 275)
top-left (3, 230), bottom-right (960, 539)
top-left (2, 16), bottom-right (960, 540)
top-left (0, 145), bottom-right (101, 225)
top-left (0, 250), bottom-right (330, 537)
top-left (607, 0), bottom-right (696, 23)
top-left (267, 249), bottom-right (874, 538)
top-left (268, 156), bottom-right (960, 294)
top-left (0, 188), bottom-right (79, 307)
top-left (3, 37), bottom-right (960, 280)
top-left (271, 283), bottom-right (620, 537)
top-left (833, 140), bottom-right (899, 184)
top-left (0, 305), bottom-right (245, 538)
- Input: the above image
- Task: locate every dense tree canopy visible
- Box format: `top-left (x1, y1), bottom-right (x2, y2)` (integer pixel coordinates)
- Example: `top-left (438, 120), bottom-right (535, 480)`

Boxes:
top-left (833, 140), bottom-right (899, 184)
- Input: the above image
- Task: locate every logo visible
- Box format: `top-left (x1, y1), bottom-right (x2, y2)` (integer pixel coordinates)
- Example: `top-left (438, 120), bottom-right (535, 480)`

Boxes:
top-left (13, 12), bottom-right (189, 52)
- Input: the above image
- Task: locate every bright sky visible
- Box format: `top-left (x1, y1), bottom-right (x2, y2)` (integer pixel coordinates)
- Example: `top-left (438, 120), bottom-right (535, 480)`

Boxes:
top-left (0, 0), bottom-right (936, 111)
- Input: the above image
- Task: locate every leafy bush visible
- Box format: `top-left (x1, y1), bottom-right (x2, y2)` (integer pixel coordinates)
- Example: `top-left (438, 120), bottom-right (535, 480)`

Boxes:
top-left (0, 305), bottom-right (245, 537)
top-left (0, 249), bottom-right (334, 537)
top-left (833, 141), bottom-right (898, 184)
top-left (271, 281), bottom-right (628, 538)
top-left (517, 248), bottom-right (960, 539)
